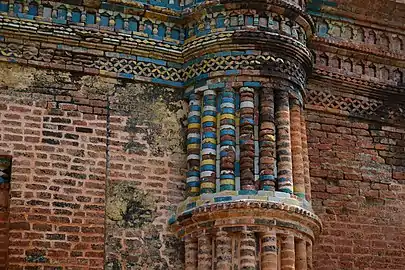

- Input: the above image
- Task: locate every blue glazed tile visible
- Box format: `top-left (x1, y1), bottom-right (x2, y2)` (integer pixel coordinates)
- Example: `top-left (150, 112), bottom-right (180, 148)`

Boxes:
top-left (28, 2), bottom-right (38, 16)
top-left (238, 190), bottom-right (258, 195)
top-left (168, 215), bottom-right (176, 225)
top-left (0, 2), bottom-right (8, 12)
top-left (53, 18), bottom-right (67, 24)
top-left (71, 10), bottom-right (81, 23)
top-left (214, 196), bottom-right (233, 202)
top-left (86, 13), bottom-right (96, 25)
top-left (186, 202), bottom-right (196, 210)
top-left (195, 73), bottom-right (209, 81)
top-left (137, 56), bottom-right (166, 66)
top-left (244, 81), bottom-right (261, 87)
top-left (167, 61), bottom-right (182, 69)
top-left (151, 78), bottom-right (184, 88)
top-left (225, 70), bottom-right (239, 75)
top-left (209, 82), bottom-right (225, 89)
top-left (118, 73), bottom-right (134, 79)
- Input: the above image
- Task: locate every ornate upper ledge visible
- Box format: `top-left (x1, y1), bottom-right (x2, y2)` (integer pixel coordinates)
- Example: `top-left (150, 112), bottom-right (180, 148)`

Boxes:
top-left (307, 0), bottom-right (405, 31)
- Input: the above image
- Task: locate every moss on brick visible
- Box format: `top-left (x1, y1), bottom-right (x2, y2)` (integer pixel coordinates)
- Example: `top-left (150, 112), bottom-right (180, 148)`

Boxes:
top-left (111, 82), bottom-right (187, 156)
top-left (106, 181), bottom-right (156, 228)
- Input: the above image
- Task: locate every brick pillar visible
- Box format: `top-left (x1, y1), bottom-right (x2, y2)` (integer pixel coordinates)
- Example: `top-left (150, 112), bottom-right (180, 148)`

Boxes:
top-left (240, 230), bottom-right (256, 269)
top-left (295, 238), bottom-right (307, 270)
top-left (198, 233), bottom-right (212, 270)
top-left (200, 90), bottom-right (217, 194)
top-left (216, 230), bottom-right (232, 270)
top-left (261, 232), bottom-right (278, 270)
top-left (239, 87), bottom-right (256, 190)
top-left (300, 112), bottom-right (311, 201)
top-left (185, 236), bottom-right (198, 270)
top-left (280, 234), bottom-right (295, 270)
top-left (219, 89), bottom-right (236, 191)
top-left (259, 88), bottom-right (276, 191)
top-left (290, 99), bottom-right (305, 198)
top-left (187, 92), bottom-right (202, 197)
top-left (275, 91), bottom-right (293, 194)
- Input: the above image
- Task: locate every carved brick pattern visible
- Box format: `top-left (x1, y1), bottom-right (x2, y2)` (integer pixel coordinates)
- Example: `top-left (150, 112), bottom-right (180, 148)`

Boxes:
top-left (0, 41), bottom-right (305, 84)
top-left (305, 88), bottom-right (405, 121)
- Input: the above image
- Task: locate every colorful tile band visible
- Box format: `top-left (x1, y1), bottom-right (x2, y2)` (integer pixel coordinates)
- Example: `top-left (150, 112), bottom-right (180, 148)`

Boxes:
top-left (259, 88), bottom-right (276, 191)
top-left (239, 87), bottom-right (256, 190)
top-left (200, 90), bottom-right (217, 194)
top-left (187, 93), bottom-right (201, 197)
top-left (220, 89), bottom-right (236, 191)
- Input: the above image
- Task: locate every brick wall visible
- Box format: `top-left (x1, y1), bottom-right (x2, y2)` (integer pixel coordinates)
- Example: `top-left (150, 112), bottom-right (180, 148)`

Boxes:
top-left (308, 109), bottom-right (405, 269)
top-left (104, 83), bottom-right (186, 269)
top-left (0, 63), bottom-right (186, 269)
top-left (0, 69), bottom-right (107, 269)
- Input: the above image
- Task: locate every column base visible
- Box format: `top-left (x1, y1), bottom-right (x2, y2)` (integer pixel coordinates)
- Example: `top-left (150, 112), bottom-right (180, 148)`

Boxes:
top-left (169, 192), bottom-right (321, 270)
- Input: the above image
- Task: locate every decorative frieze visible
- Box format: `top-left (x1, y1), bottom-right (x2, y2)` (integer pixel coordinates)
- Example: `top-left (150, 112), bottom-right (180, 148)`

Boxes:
top-left (313, 17), bottom-right (405, 55)
top-left (313, 50), bottom-right (404, 87)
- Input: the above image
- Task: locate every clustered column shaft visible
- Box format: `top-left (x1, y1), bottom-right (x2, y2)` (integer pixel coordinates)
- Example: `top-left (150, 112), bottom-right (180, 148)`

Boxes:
top-left (185, 86), bottom-right (312, 200)
top-left (240, 230), bottom-right (257, 269)
top-left (295, 239), bottom-right (307, 270)
top-left (183, 230), bottom-right (312, 270)
top-left (185, 236), bottom-right (198, 270)
top-left (280, 235), bottom-right (295, 270)
top-left (201, 90), bottom-right (217, 194)
top-left (290, 98), bottom-right (305, 198)
top-left (216, 231), bottom-right (233, 270)
top-left (301, 112), bottom-right (311, 201)
top-left (259, 88), bottom-right (276, 190)
top-left (186, 93), bottom-right (201, 197)
top-left (198, 234), bottom-right (212, 270)
top-left (239, 87), bottom-right (256, 190)
top-left (307, 242), bottom-right (313, 270)
top-left (220, 89), bottom-right (236, 191)
top-left (275, 91), bottom-right (293, 194)
top-left (261, 232), bottom-right (278, 270)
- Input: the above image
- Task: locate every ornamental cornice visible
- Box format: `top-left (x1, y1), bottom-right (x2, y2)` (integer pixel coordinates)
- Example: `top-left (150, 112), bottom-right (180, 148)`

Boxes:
top-left (311, 71), bottom-right (405, 100)
top-left (171, 199), bottom-right (322, 241)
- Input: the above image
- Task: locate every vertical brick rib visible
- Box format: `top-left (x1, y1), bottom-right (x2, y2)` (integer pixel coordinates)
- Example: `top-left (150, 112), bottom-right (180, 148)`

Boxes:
top-left (261, 232), bottom-right (278, 270)
top-left (240, 230), bottom-right (256, 269)
top-left (306, 242), bottom-right (313, 270)
top-left (275, 91), bottom-right (293, 194)
top-left (0, 156), bottom-right (11, 269)
top-left (300, 112), bottom-right (311, 201)
top-left (0, 184), bottom-right (10, 269)
top-left (295, 238), bottom-right (307, 270)
top-left (290, 98), bottom-right (305, 198)
top-left (216, 230), bottom-right (232, 270)
top-left (200, 90), bottom-right (217, 194)
top-left (220, 89), bottom-right (236, 191)
top-left (186, 93), bottom-right (201, 197)
top-left (239, 87), bottom-right (256, 190)
top-left (259, 88), bottom-right (276, 191)
top-left (198, 233), bottom-right (212, 270)
top-left (185, 236), bottom-right (198, 270)
top-left (280, 234), bottom-right (295, 270)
